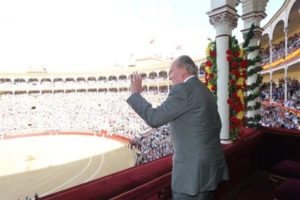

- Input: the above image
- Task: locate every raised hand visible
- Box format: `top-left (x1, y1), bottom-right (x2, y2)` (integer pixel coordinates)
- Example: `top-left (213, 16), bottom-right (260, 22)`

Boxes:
top-left (130, 72), bottom-right (143, 94)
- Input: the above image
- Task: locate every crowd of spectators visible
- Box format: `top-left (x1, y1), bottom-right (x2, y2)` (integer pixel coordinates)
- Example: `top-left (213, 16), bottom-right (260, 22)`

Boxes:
top-left (261, 32), bottom-right (300, 66)
top-left (0, 90), bottom-right (173, 165)
top-left (256, 31), bottom-right (300, 129)
top-left (259, 104), bottom-right (299, 129)
top-left (260, 78), bottom-right (300, 106)
top-left (259, 78), bottom-right (300, 130)
top-left (130, 125), bottom-right (173, 164)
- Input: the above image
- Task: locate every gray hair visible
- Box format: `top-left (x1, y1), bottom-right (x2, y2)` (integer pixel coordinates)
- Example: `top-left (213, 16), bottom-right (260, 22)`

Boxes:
top-left (176, 55), bottom-right (198, 76)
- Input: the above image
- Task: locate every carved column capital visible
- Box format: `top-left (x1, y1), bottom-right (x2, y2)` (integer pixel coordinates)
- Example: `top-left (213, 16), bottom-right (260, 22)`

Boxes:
top-left (209, 11), bottom-right (238, 28)
top-left (208, 11), bottom-right (238, 36)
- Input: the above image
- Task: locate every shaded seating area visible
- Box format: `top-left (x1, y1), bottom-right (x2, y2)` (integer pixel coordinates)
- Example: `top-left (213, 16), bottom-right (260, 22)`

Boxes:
top-left (270, 160), bottom-right (300, 184)
top-left (259, 127), bottom-right (300, 200)
top-left (40, 127), bottom-right (300, 200)
top-left (273, 178), bottom-right (300, 200)
top-left (268, 151), bottom-right (300, 199)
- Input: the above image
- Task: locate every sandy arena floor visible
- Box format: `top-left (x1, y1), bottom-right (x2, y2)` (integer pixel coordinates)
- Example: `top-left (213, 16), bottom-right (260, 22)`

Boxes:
top-left (0, 134), bottom-right (136, 200)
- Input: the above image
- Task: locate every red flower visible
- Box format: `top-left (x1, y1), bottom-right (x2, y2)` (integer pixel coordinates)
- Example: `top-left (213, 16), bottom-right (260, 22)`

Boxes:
top-left (232, 92), bottom-right (238, 99)
top-left (230, 69), bottom-right (239, 76)
top-left (234, 103), bottom-right (243, 112)
top-left (211, 85), bottom-right (216, 91)
top-left (210, 50), bottom-right (216, 57)
top-left (230, 116), bottom-right (240, 124)
top-left (206, 60), bottom-right (213, 67)
top-left (227, 98), bottom-right (233, 105)
top-left (227, 56), bottom-right (232, 62)
top-left (230, 79), bottom-right (236, 86)
top-left (234, 51), bottom-right (240, 57)
top-left (240, 60), bottom-right (249, 69)
top-left (226, 49), bottom-right (232, 55)
top-left (230, 61), bottom-right (238, 69)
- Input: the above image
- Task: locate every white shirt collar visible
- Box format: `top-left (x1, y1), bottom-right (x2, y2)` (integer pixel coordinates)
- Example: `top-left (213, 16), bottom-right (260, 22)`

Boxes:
top-left (184, 75), bottom-right (195, 83)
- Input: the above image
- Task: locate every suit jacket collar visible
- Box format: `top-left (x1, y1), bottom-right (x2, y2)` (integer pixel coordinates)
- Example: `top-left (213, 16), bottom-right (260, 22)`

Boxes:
top-left (184, 75), bottom-right (195, 83)
top-left (184, 76), bottom-right (198, 84)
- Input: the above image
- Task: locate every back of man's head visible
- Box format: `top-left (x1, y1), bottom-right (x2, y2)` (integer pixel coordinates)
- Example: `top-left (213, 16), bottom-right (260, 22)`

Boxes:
top-left (176, 55), bottom-right (198, 76)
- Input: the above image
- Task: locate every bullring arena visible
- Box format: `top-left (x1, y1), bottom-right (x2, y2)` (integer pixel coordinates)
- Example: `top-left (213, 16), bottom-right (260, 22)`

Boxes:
top-left (0, 132), bottom-right (135, 200)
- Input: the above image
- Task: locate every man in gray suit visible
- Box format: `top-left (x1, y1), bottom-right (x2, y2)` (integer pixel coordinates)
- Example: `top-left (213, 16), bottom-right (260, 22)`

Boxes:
top-left (127, 55), bottom-right (228, 200)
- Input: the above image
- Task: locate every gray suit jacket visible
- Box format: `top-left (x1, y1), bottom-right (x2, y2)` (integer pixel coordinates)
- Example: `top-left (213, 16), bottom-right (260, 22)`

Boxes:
top-left (127, 76), bottom-right (229, 195)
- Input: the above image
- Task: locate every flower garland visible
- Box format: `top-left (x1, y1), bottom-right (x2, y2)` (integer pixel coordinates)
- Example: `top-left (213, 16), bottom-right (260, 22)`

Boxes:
top-left (204, 37), bottom-right (248, 140)
top-left (204, 40), bottom-right (217, 96)
top-left (204, 24), bottom-right (262, 139)
top-left (227, 36), bottom-right (248, 139)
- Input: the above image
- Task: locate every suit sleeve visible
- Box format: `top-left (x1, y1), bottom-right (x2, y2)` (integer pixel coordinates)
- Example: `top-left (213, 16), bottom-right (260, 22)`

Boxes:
top-left (126, 84), bottom-right (188, 128)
